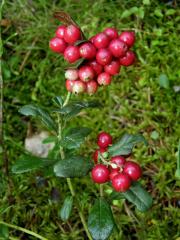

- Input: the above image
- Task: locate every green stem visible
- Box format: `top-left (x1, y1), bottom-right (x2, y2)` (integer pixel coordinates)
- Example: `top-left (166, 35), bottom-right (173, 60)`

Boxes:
top-left (63, 91), bottom-right (71, 107)
top-left (57, 92), bottom-right (92, 240)
top-left (100, 184), bottom-right (104, 197)
top-left (0, 221), bottom-right (49, 240)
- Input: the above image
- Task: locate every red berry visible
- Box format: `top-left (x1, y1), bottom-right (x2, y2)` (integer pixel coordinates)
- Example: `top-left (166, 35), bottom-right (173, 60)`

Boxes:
top-left (64, 25), bottom-right (81, 44)
top-left (90, 35), bottom-right (96, 44)
top-left (96, 48), bottom-right (112, 66)
top-left (119, 31), bottom-right (135, 48)
top-left (104, 60), bottom-right (120, 75)
top-left (49, 37), bottom-right (67, 53)
top-left (86, 80), bottom-right (98, 95)
top-left (112, 173), bottom-right (131, 192)
top-left (65, 69), bottom-right (79, 81)
top-left (93, 33), bottom-right (110, 49)
top-left (88, 60), bottom-right (103, 75)
top-left (110, 156), bottom-right (126, 170)
top-left (55, 25), bottom-right (66, 39)
top-left (104, 28), bottom-right (118, 40)
top-left (72, 80), bottom-right (86, 94)
top-left (123, 161), bottom-right (142, 181)
top-left (97, 72), bottom-right (111, 86)
top-left (91, 164), bottom-right (110, 184)
top-left (79, 42), bottom-right (96, 59)
top-left (97, 132), bottom-right (112, 148)
top-left (119, 51), bottom-right (135, 66)
top-left (78, 66), bottom-right (95, 82)
top-left (64, 46), bottom-right (80, 63)
top-left (109, 39), bottom-right (128, 58)
top-left (109, 169), bottom-right (119, 181)
top-left (93, 148), bottom-right (107, 164)
top-left (65, 79), bottom-right (75, 92)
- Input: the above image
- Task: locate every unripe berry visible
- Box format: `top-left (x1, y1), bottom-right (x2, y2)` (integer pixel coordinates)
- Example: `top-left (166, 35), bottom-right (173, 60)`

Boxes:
top-left (112, 173), bottom-right (131, 192)
top-left (72, 80), bottom-right (86, 94)
top-left (123, 161), bottom-right (142, 181)
top-left (64, 25), bottom-right (81, 44)
top-left (104, 60), bottom-right (120, 75)
top-left (93, 148), bottom-right (107, 164)
top-left (88, 60), bottom-right (103, 75)
top-left (55, 25), bottom-right (66, 39)
top-left (65, 80), bottom-right (75, 92)
top-left (78, 66), bottom-right (95, 82)
top-left (91, 164), bottom-right (110, 184)
top-left (65, 69), bottom-right (79, 81)
top-left (110, 156), bottom-right (126, 171)
top-left (64, 46), bottom-right (80, 63)
top-left (96, 48), bottom-right (112, 66)
top-left (119, 31), bottom-right (135, 47)
top-left (109, 39), bottom-right (128, 58)
top-left (93, 33), bottom-right (110, 49)
top-left (97, 72), bottom-right (111, 86)
top-left (79, 42), bottom-right (96, 59)
top-left (86, 80), bottom-right (98, 95)
top-left (49, 37), bottom-right (67, 54)
top-left (119, 51), bottom-right (136, 66)
top-left (97, 132), bottom-right (112, 148)
top-left (104, 27), bottom-right (118, 40)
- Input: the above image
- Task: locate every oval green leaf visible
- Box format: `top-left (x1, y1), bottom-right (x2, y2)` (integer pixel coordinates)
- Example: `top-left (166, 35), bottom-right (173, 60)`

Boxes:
top-left (88, 198), bottom-right (115, 240)
top-left (59, 196), bottom-right (73, 221)
top-left (108, 133), bottom-right (148, 157)
top-left (122, 182), bottom-right (152, 212)
top-left (61, 127), bottom-right (91, 149)
top-left (12, 154), bottom-right (57, 174)
top-left (54, 156), bottom-right (93, 178)
top-left (19, 104), bottom-right (57, 132)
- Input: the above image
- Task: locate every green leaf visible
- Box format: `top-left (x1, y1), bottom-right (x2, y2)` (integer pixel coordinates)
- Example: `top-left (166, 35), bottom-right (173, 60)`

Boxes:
top-left (66, 58), bottom-right (85, 69)
top-left (12, 154), bottom-right (57, 173)
top-left (150, 130), bottom-right (159, 140)
top-left (42, 136), bottom-right (57, 144)
top-left (61, 127), bottom-right (91, 149)
top-left (52, 96), bottom-right (63, 107)
top-left (108, 133), bottom-right (148, 157)
top-left (121, 7), bottom-right (138, 19)
top-left (88, 198), bottom-right (115, 240)
top-left (19, 105), bottom-right (57, 132)
top-left (158, 74), bottom-right (170, 89)
top-left (0, 225), bottom-right (9, 239)
top-left (122, 182), bottom-right (153, 212)
top-left (109, 191), bottom-right (125, 201)
top-left (54, 101), bottom-right (101, 120)
top-left (59, 196), bottom-right (73, 221)
top-left (143, 0), bottom-right (150, 5)
top-left (74, 39), bottom-right (88, 46)
top-left (54, 156), bottom-right (93, 178)
top-left (175, 141), bottom-right (180, 179)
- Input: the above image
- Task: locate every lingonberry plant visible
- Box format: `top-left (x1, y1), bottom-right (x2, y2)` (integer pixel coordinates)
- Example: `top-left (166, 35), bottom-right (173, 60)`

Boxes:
top-left (9, 11), bottom-right (152, 240)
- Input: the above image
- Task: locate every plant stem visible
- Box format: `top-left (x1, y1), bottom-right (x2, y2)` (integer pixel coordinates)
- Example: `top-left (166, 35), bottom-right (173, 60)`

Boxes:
top-left (63, 91), bottom-right (71, 107)
top-left (100, 184), bottom-right (104, 197)
top-left (0, 221), bottom-right (49, 240)
top-left (57, 92), bottom-right (92, 240)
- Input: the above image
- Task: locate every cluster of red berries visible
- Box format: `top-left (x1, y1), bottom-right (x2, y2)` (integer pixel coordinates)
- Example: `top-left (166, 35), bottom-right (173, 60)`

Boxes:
top-left (91, 132), bottom-right (142, 192)
top-left (49, 24), bottom-right (136, 95)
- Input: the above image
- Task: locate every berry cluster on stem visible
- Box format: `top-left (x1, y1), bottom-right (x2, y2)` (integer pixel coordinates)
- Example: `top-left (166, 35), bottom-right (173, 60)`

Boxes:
top-left (49, 25), bottom-right (136, 95)
top-left (92, 132), bottom-right (142, 192)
